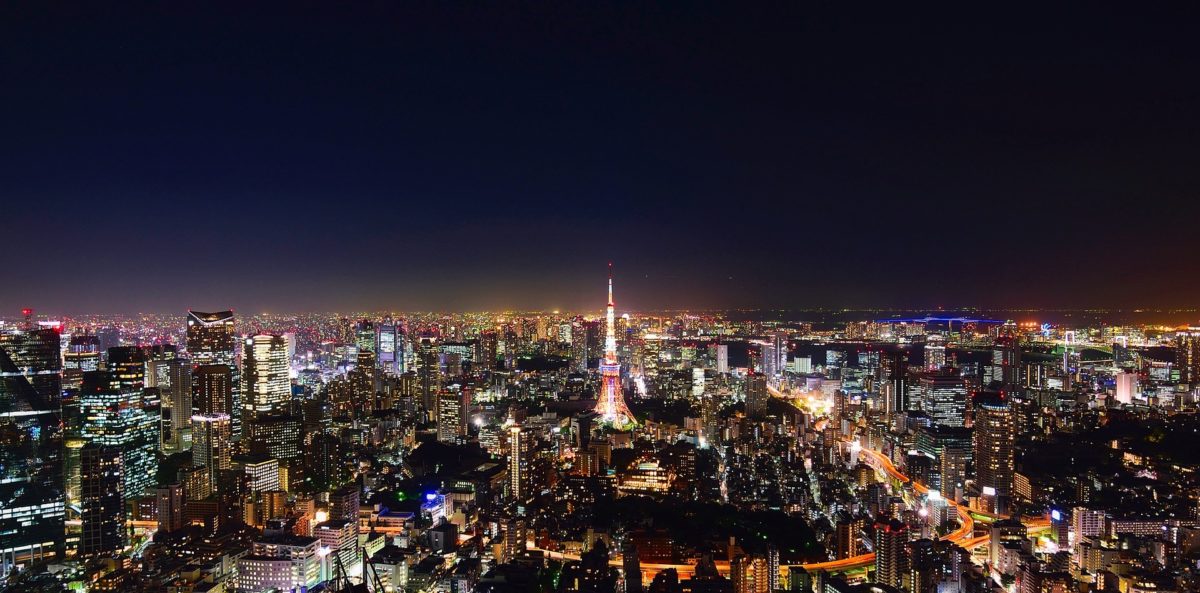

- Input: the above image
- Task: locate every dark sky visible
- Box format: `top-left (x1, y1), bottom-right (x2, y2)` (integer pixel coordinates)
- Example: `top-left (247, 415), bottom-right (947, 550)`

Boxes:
top-left (3, 3), bottom-right (1199, 314)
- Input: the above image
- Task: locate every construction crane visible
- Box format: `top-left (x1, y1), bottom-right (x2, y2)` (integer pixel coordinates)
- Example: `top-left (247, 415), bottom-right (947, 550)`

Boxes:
top-left (327, 549), bottom-right (386, 593)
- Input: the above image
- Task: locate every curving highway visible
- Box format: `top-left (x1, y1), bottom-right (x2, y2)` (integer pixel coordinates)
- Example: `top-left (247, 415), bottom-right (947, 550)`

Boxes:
top-left (532, 384), bottom-right (1047, 582)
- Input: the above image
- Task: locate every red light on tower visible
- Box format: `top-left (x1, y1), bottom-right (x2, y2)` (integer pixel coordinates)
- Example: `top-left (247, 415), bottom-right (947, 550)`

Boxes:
top-left (21, 308), bottom-right (32, 318)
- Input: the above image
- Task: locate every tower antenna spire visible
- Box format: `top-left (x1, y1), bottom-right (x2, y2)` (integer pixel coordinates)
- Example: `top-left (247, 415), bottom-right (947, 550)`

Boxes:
top-left (607, 262), bottom-right (614, 306)
top-left (594, 262), bottom-right (635, 428)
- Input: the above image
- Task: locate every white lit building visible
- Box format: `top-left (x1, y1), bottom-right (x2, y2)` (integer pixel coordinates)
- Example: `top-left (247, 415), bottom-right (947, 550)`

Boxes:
top-left (236, 535), bottom-right (322, 593)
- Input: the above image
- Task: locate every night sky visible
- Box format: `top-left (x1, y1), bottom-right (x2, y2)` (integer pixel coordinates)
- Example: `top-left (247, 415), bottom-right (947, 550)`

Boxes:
top-left (3, 4), bottom-right (1199, 314)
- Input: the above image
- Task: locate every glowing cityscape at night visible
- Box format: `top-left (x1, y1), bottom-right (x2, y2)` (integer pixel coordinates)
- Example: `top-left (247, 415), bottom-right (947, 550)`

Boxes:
top-left (3, 3), bottom-right (1200, 593)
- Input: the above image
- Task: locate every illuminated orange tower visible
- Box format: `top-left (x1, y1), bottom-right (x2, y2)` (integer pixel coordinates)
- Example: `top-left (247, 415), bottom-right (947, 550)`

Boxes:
top-left (594, 265), bottom-right (636, 428)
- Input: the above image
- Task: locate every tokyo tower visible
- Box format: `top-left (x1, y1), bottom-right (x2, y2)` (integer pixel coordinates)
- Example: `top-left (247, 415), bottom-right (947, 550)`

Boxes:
top-left (594, 265), bottom-right (636, 428)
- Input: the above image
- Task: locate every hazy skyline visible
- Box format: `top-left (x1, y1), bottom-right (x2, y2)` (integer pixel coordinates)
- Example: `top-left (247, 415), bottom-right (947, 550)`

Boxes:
top-left (4, 4), bottom-right (1199, 313)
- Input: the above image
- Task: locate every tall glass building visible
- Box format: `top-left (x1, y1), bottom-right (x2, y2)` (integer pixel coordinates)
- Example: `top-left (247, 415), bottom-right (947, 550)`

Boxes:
top-left (187, 311), bottom-right (240, 439)
top-left (242, 334), bottom-right (290, 417)
top-left (0, 323), bottom-right (65, 576)
top-left (79, 371), bottom-right (158, 501)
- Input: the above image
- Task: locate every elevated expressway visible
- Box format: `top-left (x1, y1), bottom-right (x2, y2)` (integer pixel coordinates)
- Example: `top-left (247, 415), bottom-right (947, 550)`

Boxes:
top-left (533, 386), bottom-right (1052, 582)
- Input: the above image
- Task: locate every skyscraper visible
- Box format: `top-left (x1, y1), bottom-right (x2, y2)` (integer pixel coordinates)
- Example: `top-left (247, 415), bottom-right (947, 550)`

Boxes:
top-left (745, 373), bottom-right (769, 419)
top-left (914, 371), bottom-right (968, 427)
top-left (882, 350), bottom-right (909, 414)
top-left (147, 355), bottom-right (191, 452)
top-left (106, 346), bottom-right (147, 394)
top-left (569, 317), bottom-right (588, 373)
top-left (1177, 328), bottom-right (1200, 384)
top-left (915, 424), bottom-right (973, 494)
top-left (243, 334), bottom-right (290, 419)
top-left (594, 267), bottom-right (635, 427)
top-left (416, 336), bottom-right (440, 420)
top-left (873, 517), bottom-right (908, 589)
top-left (437, 386), bottom-right (470, 443)
top-left (351, 321), bottom-right (378, 410)
top-left (187, 310), bottom-right (241, 439)
top-left (63, 334), bottom-right (101, 390)
top-left (924, 336), bottom-right (946, 371)
top-left (973, 392), bottom-right (1015, 515)
top-left (376, 320), bottom-right (399, 375)
top-left (0, 319), bottom-right (65, 574)
top-left (759, 341), bottom-right (779, 377)
top-left (187, 310), bottom-right (237, 363)
top-left (79, 371), bottom-right (158, 500)
top-left (1114, 371), bottom-right (1137, 404)
top-left (193, 364), bottom-right (234, 416)
top-left (509, 422), bottom-right (531, 501)
top-left (760, 330), bottom-right (786, 378)
top-left (478, 329), bottom-right (498, 371)
top-left (991, 336), bottom-right (1021, 391)
top-left (79, 444), bottom-right (124, 558)
top-left (192, 413), bottom-right (233, 491)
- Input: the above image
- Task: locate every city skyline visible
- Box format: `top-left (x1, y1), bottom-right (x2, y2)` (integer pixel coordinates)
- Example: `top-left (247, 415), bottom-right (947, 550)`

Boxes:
top-left (5, 269), bottom-right (1200, 591)
top-left (3, 5), bottom-right (1200, 591)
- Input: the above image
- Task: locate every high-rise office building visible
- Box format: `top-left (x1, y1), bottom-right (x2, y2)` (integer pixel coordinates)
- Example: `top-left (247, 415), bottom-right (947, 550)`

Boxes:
top-left (1114, 372), bottom-right (1137, 404)
top-left (416, 336), bottom-right (440, 419)
top-left (94, 327), bottom-right (120, 354)
top-left (147, 356), bottom-right (191, 452)
top-left (762, 331), bottom-right (786, 378)
top-left (351, 320), bottom-right (378, 409)
top-left (63, 334), bottom-right (101, 390)
top-left (1177, 328), bottom-right (1200, 384)
top-left (914, 425), bottom-right (972, 494)
top-left (973, 392), bottom-right (1015, 514)
top-left (991, 336), bottom-right (1021, 391)
top-left (79, 444), bottom-right (124, 558)
top-left (924, 336), bottom-right (946, 371)
top-left (243, 334), bottom-right (290, 419)
top-left (914, 372), bottom-right (968, 427)
top-left (64, 437), bottom-right (87, 510)
top-left (584, 320), bottom-right (602, 369)
top-left (569, 318), bottom-right (588, 373)
top-left (376, 320), bottom-right (399, 375)
top-left (156, 484), bottom-right (185, 533)
top-left (247, 413), bottom-right (301, 462)
top-left (760, 342), bottom-right (780, 378)
top-left (193, 364), bottom-right (234, 416)
top-left (79, 371), bottom-right (158, 500)
top-left (478, 330), bottom-right (498, 371)
top-left (244, 456), bottom-right (281, 493)
top-left (187, 310), bottom-right (241, 439)
top-left (436, 386), bottom-right (470, 443)
top-left (192, 413), bottom-right (232, 492)
top-left (641, 336), bottom-right (661, 387)
top-left (873, 517), bottom-right (908, 589)
top-left (0, 319), bottom-right (65, 573)
top-left (187, 310), bottom-right (237, 362)
top-left (882, 350), bottom-right (909, 414)
top-left (745, 373), bottom-right (769, 418)
top-left (509, 422), bottom-right (531, 501)
top-left (106, 346), bottom-right (147, 394)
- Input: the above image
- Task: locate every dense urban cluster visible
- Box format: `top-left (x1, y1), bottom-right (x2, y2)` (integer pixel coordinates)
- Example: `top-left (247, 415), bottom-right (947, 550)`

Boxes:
top-left (3, 280), bottom-right (1200, 593)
